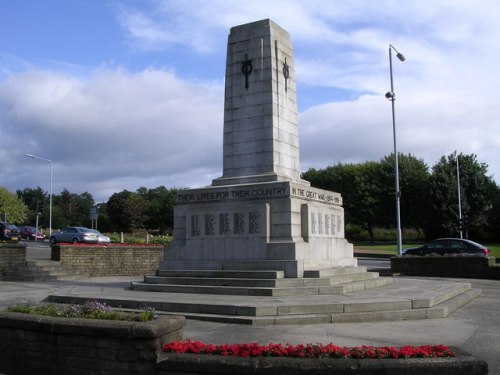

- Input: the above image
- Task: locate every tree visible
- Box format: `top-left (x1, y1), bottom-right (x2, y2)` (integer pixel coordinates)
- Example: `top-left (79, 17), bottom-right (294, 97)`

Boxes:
top-left (425, 152), bottom-right (495, 239)
top-left (56, 189), bottom-right (95, 227)
top-left (107, 190), bottom-right (148, 233)
top-left (378, 154), bottom-right (429, 230)
top-left (139, 186), bottom-right (178, 234)
top-left (17, 186), bottom-right (48, 228)
top-left (487, 184), bottom-right (500, 241)
top-left (0, 187), bottom-right (28, 223)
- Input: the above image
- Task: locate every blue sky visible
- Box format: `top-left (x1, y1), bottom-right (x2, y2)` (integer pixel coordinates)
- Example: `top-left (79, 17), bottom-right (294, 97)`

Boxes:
top-left (1, 0), bottom-right (499, 203)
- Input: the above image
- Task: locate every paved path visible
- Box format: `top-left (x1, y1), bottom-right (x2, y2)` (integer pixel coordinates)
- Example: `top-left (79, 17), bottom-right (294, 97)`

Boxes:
top-left (0, 275), bottom-right (498, 373)
top-left (2, 243), bottom-right (498, 372)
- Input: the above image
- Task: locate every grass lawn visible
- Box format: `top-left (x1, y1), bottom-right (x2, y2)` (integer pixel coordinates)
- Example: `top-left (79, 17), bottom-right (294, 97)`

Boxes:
top-left (354, 243), bottom-right (500, 258)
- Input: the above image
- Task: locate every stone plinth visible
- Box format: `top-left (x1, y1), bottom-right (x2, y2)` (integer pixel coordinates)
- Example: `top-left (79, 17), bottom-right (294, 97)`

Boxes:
top-left (162, 181), bottom-right (354, 277)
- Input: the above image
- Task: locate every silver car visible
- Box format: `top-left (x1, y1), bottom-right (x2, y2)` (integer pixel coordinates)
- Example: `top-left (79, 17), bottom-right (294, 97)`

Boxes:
top-left (89, 229), bottom-right (111, 243)
top-left (49, 227), bottom-right (100, 244)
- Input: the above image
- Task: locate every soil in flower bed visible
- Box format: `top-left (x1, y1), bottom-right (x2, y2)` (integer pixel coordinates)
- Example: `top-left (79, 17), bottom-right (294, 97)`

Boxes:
top-left (163, 340), bottom-right (455, 359)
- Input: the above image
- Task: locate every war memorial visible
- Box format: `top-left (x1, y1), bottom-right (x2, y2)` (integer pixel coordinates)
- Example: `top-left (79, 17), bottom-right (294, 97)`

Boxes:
top-left (126, 20), bottom-right (480, 319)
top-left (160, 19), bottom-right (356, 278)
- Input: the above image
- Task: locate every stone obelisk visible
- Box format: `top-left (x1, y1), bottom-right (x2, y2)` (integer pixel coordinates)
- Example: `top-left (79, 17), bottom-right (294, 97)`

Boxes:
top-left (212, 19), bottom-right (303, 186)
top-left (161, 19), bottom-right (355, 277)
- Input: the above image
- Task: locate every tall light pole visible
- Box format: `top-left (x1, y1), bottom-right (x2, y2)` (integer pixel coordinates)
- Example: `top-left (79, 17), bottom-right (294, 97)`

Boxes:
top-left (456, 155), bottom-right (463, 239)
top-left (26, 154), bottom-right (53, 235)
top-left (385, 44), bottom-right (405, 256)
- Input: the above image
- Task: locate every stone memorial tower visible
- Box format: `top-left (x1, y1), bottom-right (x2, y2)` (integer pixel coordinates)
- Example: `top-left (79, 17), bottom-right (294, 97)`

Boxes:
top-left (161, 19), bottom-right (355, 277)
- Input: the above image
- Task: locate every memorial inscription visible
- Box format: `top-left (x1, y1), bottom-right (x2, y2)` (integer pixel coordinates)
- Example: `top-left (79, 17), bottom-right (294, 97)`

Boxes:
top-left (186, 205), bottom-right (268, 239)
top-left (176, 183), bottom-right (341, 206)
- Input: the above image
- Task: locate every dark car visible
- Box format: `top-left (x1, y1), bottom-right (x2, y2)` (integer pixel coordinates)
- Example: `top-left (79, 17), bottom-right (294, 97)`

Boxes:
top-left (403, 238), bottom-right (490, 257)
top-left (19, 226), bottom-right (45, 241)
top-left (0, 222), bottom-right (20, 243)
top-left (49, 227), bottom-right (99, 244)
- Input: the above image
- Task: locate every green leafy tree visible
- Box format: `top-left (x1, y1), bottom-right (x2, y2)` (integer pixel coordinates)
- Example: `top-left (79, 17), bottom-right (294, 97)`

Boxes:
top-left (0, 187), bottom-right (28, 223)
top-left (378, 154), bottom-right (429, 230)
top-left (425, 152), bottom-right (494, 239)
top-left (107, 190), bottom-right (148, 233)
top-left (139, 186), bottom-right (178, 234)
top-left (487, 184), bottom-right (500, 241)
top-left (57, 189), bottom-right (95, 227)
top-left (16, 186), bottom-right (48, 227)
top-left (303, 154), bottom-right (430, 242)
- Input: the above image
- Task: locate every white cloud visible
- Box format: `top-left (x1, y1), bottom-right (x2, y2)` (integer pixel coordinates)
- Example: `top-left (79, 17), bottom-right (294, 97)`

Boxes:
top-left (0, 67), bottom-right (224, 201)
top-left (1, 0), bottom-right (500, 204)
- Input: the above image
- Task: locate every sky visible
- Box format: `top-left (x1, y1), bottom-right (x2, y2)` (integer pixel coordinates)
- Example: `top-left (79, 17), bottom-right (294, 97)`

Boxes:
top-left (1, 0), bottom-right (499, 203)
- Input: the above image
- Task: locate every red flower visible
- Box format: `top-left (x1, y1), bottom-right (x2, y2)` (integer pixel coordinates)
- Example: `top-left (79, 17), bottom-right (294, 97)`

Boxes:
top-left (162, 340), bottom-right (454, 359)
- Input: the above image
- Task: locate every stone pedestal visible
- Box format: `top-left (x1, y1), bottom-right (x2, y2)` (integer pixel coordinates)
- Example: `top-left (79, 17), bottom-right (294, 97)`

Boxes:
top-left (162, 181), bottom-right (354, 277)
top-left (161, 19), bottom-right (354, 277)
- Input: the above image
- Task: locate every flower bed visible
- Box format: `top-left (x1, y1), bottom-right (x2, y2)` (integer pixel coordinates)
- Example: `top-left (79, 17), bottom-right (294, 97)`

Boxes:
top-left (7, 300), bottom-right (157, 321)
top-left (163, 340), bottom-right (454, 359)
top-left (157, 340), bottom-right (488, 375)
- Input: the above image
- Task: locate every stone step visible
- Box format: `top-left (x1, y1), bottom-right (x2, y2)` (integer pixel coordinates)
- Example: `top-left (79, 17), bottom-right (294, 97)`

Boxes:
top-left (304, 266), bottom-right (368, 277)
top-left (144, 275), bottom-right (332, 288)
top-left (132, 275), bottom-right (393, 296)
top-left (157, 270), bottom-right (285, 279)
top-left (48, 287), bottom-right (481, 326)
top-left (329, 288), bottom-right (482, 323)
top-left (204, 290), bottom-right (480, 325)
top-left (131, 282), bottom-right (317, 296)
top-left (326, 271), bottom-right (380, 285)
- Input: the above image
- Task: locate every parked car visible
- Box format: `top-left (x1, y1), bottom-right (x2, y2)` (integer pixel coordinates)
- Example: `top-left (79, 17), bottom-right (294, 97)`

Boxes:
top-left (0, 222), bottom-right (20, 243)
top-left (49, 227), bottom-right (100, 244)
top-left (403, 238), bottom-right (490, 257)
top-left (19, 226), bottom-right (45, 241)
top-left (89, 229), bottom-right (111, 244)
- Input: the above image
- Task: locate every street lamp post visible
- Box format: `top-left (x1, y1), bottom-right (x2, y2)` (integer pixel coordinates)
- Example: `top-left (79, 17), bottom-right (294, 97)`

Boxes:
top-left (25, 154), bottom-right (53, 235)
top-left (385, 44), bottom-right (405, 256)
top-left (456, 155), bottom-right (463, 239)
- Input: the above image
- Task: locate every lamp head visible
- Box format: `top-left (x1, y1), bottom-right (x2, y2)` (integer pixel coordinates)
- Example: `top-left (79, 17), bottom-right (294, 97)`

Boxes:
top-left (396, 52), bottom-right (406, 62)
top-left (385, 91), bottom-right (395, 100)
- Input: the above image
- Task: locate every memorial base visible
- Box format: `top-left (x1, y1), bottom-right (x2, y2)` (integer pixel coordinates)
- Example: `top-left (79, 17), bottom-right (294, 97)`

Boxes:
top-left (161, 181), bottom-right (354, 278)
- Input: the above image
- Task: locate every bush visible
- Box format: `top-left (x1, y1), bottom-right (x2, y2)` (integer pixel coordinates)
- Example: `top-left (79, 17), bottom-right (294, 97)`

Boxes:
top-left (346, 225), bottom-right (425, 242)
top-left (105, 232), bottom-right (172, 245)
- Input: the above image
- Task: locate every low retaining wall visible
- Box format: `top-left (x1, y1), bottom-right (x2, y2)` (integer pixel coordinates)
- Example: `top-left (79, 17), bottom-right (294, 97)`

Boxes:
top-left (156, 351), bottom-right (487, 375)
top-left (51, 244), bottom-right (164, 276)
top-left (0, 243), bottom-right (26, 280)
top-left (391, 256), bottom-right (500, 279)
top-left (0, 312), bottom-right (185, 375)
top-left (0, 311), bottom-right (488, 375)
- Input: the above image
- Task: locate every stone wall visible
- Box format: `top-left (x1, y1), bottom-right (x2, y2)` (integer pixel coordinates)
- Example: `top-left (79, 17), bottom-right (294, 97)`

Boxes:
top-left (0, 312), bottom-right (185, 375)
top-left (391, 256), bottom-right (500, 279)
top-left (51, 245), bottom-right (164, 277)
top-left (156, 351), bottom-right (487, 375)
top-left (0, 243), bottom-right (26, 280)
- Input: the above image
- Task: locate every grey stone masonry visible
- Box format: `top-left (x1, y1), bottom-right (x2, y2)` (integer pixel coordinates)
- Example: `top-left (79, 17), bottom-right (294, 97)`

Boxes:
top-left (161, 19), bottom-right (355, 278)
top-left (213, 19), bottom-right (305, 186)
